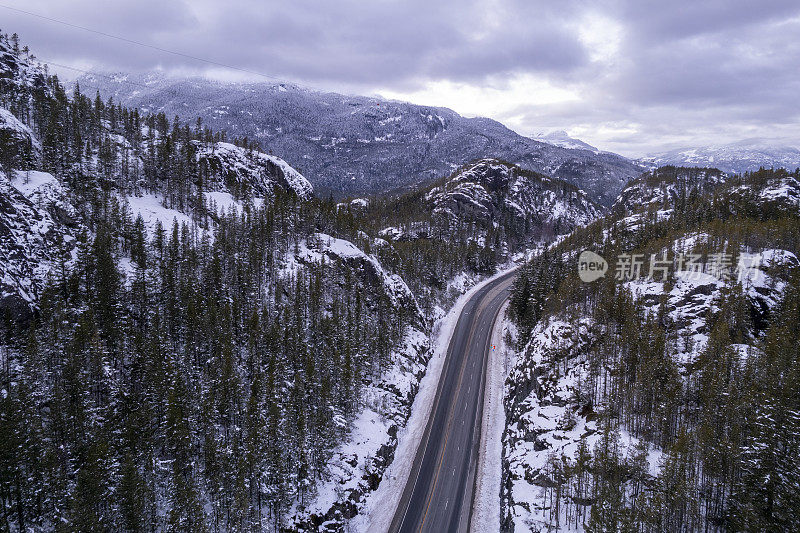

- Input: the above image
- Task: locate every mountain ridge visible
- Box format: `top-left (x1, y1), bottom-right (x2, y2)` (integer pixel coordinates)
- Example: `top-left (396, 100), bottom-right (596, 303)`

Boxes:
top-left (77, 71), bottom-right (644, 206)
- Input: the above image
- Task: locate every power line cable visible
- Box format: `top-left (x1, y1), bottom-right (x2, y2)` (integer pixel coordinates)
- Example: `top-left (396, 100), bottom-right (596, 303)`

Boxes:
top-left (0, 3), bottom-right (285, 82)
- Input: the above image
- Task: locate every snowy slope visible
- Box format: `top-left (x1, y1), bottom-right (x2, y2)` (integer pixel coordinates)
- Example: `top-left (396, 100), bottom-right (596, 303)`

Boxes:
top-left (0, 38), bottom-right (49, 100)
top-left (0, 106), bottom-right (40, 168)
top-left (124, 193), bottom-right (194, 232)
top-left (293, 233), bottom-right (418, 313)
top-left (0, 103), bottom-right (312, 321)
top-left (728, 172), bottom-right (800, 214)
top-left (501, 235), bottom-right (798, 531)
top-left (290, 326), bottom-right (431, 531)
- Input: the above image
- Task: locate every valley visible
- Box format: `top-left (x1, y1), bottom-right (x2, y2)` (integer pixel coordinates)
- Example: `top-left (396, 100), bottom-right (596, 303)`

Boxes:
top-left (1, 22), bottom-right (799, 533)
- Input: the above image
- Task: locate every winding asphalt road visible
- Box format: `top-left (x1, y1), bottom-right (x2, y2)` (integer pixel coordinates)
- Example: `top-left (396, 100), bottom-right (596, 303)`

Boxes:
top-left (390, 269), bottom-right (517, 533)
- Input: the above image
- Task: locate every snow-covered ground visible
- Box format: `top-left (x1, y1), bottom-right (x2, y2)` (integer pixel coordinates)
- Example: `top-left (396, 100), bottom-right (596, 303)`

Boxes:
top-left (9, 170), bottom-right (59, 199)
top-left (203, 190), bottom-right (265, 215)
top-left (125, 193), bottom-right (193, 232)
top-left (503, 315), bottom-right (668, 531)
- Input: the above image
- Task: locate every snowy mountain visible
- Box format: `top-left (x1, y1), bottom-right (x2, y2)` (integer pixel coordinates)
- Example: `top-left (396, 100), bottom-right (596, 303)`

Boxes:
top-left (611, 165), bottom-right (727, 214)
top-left (194, 141), bottom-right (313, 200)
top-left (369, 158), bottom-right (601, 273)
top-left (423, 158), bottom-right (601, 236)
top-left (642, 140), bottom-right (800, 174)
top-left (78, 71), bottom-right (643, 206)
top-left (0, 31), bottom-right (612, 532)
top-left (502, 165), bottom-right (800, 531)
top-left (728, 169), bottom-right (800, 215)
top-left (0, 33), bottom-right (434, 530)
top-left (533, 130), bottom-right (599, 152)
top-left (611, 165), bottom-right (800, 219)
top-left (504, 245), bottom-right (797, 531)
top-left (7, 25), bottom-right (800, 533)
top-left (0, 99), bottom-right (313, 323)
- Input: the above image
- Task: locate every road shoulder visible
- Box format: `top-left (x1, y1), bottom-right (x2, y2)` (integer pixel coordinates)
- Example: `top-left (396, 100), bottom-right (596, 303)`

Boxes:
top-left (470, 301), bottom-right (515, 532)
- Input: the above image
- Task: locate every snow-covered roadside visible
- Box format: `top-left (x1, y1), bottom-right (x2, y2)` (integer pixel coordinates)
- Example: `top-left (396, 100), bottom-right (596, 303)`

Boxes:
top-left (471, 302), bottom-right (515, 533)
top-left (352, 264), bottom-right (519, 533)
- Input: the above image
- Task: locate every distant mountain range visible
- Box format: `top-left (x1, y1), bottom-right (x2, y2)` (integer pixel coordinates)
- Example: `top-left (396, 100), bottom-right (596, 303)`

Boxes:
top-left (77, 72), bottom-right (642, 206)
top-left (74, 72), bottom-right (800, 206)
top-left (640, 139), bottom-right (800, 174)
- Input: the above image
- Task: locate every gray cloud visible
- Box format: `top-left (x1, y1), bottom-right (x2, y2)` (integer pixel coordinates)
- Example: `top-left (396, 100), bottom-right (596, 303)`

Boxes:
top-left (3, 0), bottom-right (800, 155)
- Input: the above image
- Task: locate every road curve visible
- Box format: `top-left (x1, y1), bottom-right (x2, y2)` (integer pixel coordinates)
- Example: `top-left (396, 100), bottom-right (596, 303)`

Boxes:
top-left (390, 269), bottom-right (517, 533)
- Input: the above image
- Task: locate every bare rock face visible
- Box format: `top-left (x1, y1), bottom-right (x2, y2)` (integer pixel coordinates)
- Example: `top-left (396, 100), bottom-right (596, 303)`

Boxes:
top-left (193, 141), bottom-right (313, 199)
top-left (0, 171), bottom-right (75, 323)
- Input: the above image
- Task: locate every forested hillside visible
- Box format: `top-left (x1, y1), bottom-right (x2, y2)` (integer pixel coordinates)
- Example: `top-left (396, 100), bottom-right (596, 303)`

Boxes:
top-left (503, 166), bottom-right (800, 531)
top-left (334, 158), bottom-right (601, 310)
top-left (0, 30), bottom-right (417, 531)
top-left (0, 30), bottom-right (601, 531)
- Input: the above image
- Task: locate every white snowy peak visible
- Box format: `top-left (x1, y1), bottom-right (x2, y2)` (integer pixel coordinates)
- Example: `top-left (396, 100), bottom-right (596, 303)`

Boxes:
top-left (533, 130), bottom-right (599, 153)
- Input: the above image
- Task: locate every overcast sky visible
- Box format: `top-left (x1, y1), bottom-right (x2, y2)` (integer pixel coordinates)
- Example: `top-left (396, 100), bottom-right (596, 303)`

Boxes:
top-left (3, 0), bottom-right (799, 156)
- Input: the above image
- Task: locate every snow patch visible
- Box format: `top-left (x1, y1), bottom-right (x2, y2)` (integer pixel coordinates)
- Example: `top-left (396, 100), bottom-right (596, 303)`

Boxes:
top-left (125, 194), bottom-right (193, 232)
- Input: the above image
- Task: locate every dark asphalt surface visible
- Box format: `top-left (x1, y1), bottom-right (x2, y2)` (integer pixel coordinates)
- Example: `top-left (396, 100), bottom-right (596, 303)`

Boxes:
top-left (390, 269), bottom-right (517, 533)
